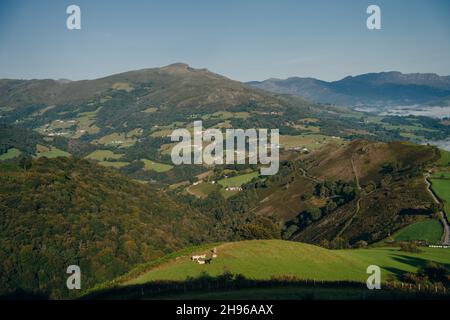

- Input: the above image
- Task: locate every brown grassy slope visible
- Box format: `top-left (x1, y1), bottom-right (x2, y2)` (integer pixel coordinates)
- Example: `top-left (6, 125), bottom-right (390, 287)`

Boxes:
top-left (0, 63), bottom-right (312, 113)
top-left (251, 140), bottom-right (440, 244)
top-left (294, 176), bottom-right (433, 244)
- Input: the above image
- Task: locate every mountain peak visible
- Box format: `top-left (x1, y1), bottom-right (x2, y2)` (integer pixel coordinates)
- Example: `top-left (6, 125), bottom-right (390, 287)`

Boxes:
top-left (160, 63), bottom-right (192, 73)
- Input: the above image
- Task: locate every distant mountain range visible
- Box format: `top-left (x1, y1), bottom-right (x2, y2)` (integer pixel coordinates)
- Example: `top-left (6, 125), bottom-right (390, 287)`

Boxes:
top-left (247, 72), bottom-right (450, 107)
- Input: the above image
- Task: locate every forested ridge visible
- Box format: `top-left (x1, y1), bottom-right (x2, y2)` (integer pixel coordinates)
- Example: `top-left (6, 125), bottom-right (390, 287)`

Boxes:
top-left (0, 157), bottom-right (214, 298)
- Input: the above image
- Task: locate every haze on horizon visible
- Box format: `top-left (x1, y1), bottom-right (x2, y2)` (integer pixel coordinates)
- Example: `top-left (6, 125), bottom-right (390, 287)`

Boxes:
top-left (0, 0), bottom-right (449, 82)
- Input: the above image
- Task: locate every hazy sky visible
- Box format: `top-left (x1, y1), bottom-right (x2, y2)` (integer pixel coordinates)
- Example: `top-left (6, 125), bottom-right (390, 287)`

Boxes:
top-left (0, 0), bottom-right (449, 81)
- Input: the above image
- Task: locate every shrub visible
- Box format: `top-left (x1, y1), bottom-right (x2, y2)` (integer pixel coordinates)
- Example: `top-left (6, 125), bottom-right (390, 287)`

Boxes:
top-left (418, 262), bottom-right (449, 284)
top-left (399, 242), bottom-right (422, 253)
top-left (354, 240), bottom-right (368, 248)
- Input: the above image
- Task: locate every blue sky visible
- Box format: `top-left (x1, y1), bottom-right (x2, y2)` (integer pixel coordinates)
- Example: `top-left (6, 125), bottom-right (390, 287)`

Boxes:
top-left (0, 0), bottom-right (449, 81)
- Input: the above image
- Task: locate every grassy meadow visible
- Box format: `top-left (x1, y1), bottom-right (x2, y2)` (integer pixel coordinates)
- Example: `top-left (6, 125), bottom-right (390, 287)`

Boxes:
top-left (430, 175), bottom-right (450, 219)
top-left (187, 182), bottom-right (220, 199)
top-left (35, 144), bottom-right (71, 158)
top-left (125, 240), bottom-right (450, 285)
top-left (85, 150), bottom-right (124, 161)
top-left (141, 159), bottom-right (173, 172)
top-left (392, 220), bottom-right (443, 242)
top-left (0, 148), bottom-right (21, 160)
top-left (218, 172), bottom-right (259, 188)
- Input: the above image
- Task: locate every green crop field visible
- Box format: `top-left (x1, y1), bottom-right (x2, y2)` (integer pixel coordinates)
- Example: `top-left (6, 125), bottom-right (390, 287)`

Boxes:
top-left (35, 144), bottom-right (71, 159)
top-left (125, 240), bottom-right (450, 285)
top-left (0, 148), bottom-right (21, 160)
top-left (187, 182), bottom-right (219, 198)
top-left (96, 132), bottom-right (137, 147)
top-left (141, 159), bottom-right (173, 172)
top-left (85, 150), bottom-right (124, 161)
top-left (392, 219), bottom-right (443, 242)
top-left (437, 150), bottom-right (450, 167)
top-left (72, 110), bottom-right (101, 138)
top-left (218, 172), bottom-right (259, 188)
top-left (431, 172), bottom-right (450, 179)
top-left (430, 176), bottom-right (450, 219)
top-left (98, 161), bottom-right (130, 168)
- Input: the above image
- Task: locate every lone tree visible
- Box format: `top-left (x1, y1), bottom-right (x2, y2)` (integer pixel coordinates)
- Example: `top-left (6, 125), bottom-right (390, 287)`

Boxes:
top-left (19, 156), bottom-right (32, 171)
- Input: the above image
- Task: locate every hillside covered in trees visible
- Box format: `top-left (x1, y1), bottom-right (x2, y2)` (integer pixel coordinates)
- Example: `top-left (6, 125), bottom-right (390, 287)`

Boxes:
top-left (0, 156), bottom-right (281, 298)
top-left (0, 157), bottom-right (216, 298)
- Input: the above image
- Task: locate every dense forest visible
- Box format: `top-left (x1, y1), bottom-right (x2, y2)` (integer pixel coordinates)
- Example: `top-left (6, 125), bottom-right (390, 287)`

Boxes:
top-left (0, 156), bottom-right (280, 298)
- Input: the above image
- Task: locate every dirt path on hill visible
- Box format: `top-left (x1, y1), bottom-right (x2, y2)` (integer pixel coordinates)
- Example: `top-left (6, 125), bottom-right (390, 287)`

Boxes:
top-left (335, 198), bottom-right (361, 239)
top-left (299, 167), bottom-right (321, 183)
top-left (334, 157), bottom-right (364, 238)
top-left (351, 157), bottom-right (361, 191)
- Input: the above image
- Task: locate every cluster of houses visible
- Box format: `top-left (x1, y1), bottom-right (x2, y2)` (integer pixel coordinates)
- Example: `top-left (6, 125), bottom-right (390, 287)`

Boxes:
top-left (41, 119), bottom-right (77, 137)
top-left (190, 248), bottom-right (218, 265)
top-left (191, 179), bottom-right (242, 193)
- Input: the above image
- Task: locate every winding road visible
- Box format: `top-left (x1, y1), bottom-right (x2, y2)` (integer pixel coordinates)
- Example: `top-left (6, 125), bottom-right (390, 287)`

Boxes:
top-left (424, 172), bottom-right (450, 245)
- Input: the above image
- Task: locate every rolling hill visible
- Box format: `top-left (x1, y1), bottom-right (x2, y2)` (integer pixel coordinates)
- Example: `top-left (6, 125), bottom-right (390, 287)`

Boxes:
top-left (127, 240), bottom-right (450, 283)
top-left (84, 239), bottom-right (450, 299)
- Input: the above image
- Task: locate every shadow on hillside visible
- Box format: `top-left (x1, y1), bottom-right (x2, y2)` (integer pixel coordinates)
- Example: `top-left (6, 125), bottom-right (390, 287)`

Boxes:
top-left (81, 272), bottom-right (448, 300)
top-left (382, 266), bottom-right (406, 278)
top-left (381, 254), bottom-right (450, 283)
top-left (0, 289), bottom-right (49, 300)
top-left (391, 254), bottom-right (450, 270)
